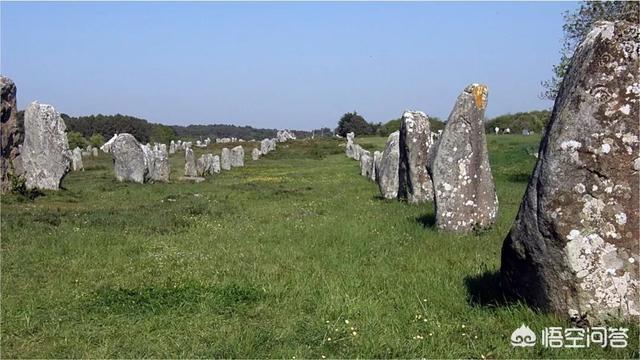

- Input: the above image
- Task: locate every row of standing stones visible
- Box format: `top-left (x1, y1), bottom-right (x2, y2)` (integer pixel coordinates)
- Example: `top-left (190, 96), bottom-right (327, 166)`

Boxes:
top-left (0, 74), bottom-right (297, 188)
top-left (0, 20), bottom-right (637, 325)
top-left (346, 21), bottom-right (639, 325)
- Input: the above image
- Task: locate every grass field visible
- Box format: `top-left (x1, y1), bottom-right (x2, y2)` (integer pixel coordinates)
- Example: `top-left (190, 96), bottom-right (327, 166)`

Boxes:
top-left (1, 135), bottom-right (638, 358)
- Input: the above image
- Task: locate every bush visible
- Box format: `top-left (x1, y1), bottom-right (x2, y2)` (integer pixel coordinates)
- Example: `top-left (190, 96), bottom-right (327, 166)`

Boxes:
top-left (67, 131), bottom-right (88, 149)
top-left (89, 133), bottom-right (105, 147)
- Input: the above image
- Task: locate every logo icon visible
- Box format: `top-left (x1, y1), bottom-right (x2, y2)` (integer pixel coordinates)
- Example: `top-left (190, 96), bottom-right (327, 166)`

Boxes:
top-left (511, 324), bottom-right (537, 347)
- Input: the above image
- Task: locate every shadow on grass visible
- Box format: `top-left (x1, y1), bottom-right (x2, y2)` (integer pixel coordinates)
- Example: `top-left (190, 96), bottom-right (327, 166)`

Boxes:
top-left (507, 173), bottom-right (531, 183)
top-left (464, 270), bottom-right (515, 308)
top-left (415, 213), bottom-right (436, 228)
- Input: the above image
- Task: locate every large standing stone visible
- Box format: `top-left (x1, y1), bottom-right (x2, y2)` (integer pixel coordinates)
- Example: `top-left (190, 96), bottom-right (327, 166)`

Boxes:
top-left (196, 154), bottom-right (207, 176)
top-left (111, 133), bottom-right (146, 183)
top-left (376, 131), bottom-right (400, 199)
top-left (277, 129), bottom-right (296, 142)
top-left (430, 84), bottom-right (497, 233)
top-left (143, 144), bottom-right (169, 182)
top-left (92, 148), bottom-right (98, 157)
top-left (211, 155), bottom-right (221, 174)
top-left (100, 134), bottom-right (118, 153)
top-left (221, 148), bottom-right (231, 170)
top-left (184, 148), bottom-right (197, 177)
top-left (353, 144), bottom-right (363, 161)
top-left (501, 21), bottom-right (639, 323)
top-left (372, 150), bottom-right (382, 181)
top-left (1, 76), bottom-right (20, 193)
top-left (231, 146), bottom-right (244, 167)
top-left (345, 132), bottom-right (356, 159)
top-left (260, 139), bottom-right (271, 155)
top-left (71, 147), bottom-right (84, 171)
top-left (169, 140), bottom-right (176, 154)
top-left (359, 151), bottom-right (373, 178)
top-left (21, 102), bottom-right (71, 190)
top-left (252, 148), bottom-right (261, 160)
top-left (398, 110), bottom-right (434, 203)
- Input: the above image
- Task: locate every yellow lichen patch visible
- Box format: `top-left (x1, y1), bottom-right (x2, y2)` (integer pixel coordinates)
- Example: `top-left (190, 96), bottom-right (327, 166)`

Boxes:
top-left (471, 84), bottom-right (488, 110)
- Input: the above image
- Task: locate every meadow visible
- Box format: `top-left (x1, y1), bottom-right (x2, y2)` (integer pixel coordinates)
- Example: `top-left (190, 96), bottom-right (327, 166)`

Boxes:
top-left (1, 135), bottom-right (638, 358)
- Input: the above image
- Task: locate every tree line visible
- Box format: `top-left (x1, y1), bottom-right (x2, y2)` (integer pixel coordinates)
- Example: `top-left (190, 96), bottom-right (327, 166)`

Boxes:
top-left (335, 110), bottom-right (551, 137)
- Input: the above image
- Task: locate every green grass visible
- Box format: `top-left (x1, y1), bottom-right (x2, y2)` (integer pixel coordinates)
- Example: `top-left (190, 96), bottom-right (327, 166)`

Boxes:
top-left (1, 136), bottom-right (637, 358)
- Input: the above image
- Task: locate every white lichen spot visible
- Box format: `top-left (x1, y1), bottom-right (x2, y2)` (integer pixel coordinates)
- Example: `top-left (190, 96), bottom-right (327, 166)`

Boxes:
top-left (560, 140), bottom-right (582, 151)
top-left (574, 183), bottom-right (586, 194)
top-left (615, 212), bottom-right (627, 225)
top-left (600, 143), bottom-right (611, 154)
top-left (618, 104), bottom-right (631, 115)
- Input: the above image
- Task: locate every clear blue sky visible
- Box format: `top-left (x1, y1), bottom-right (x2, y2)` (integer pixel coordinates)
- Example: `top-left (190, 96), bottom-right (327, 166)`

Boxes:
top-left (1, 1), bottom-right (578, 130)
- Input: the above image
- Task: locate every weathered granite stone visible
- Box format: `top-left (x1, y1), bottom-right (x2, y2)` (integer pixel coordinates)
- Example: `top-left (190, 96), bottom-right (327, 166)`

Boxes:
top-left (252, 148), bottom-right (261, 160)
top-left (92, 148), bottom-right (98, 157)
top-left (110, 134), bottom-right (146, 183)
top-left (169, 140), bottom-right (176, 154)
top-left (101, 134), bottom-right (118, 153)
top-left (71, 147), bottom-right (84, 171)
top-left (372, 150), bottom-right (382, 181)
top-left (231, 146), bottom-right (244, 167)
top-left (398, 110), bottom-right (434, 204)
top-left (345, 132), bottom-right (356, 159)
top-left (501, 21), bottom-right (640, 323)
top-left (143, 144), bottom-right (169, 182)
top-left (184, 148), bottom-right (197, 177)
top-left (21, 102), bottom-right (71, 190)
top-left (196, 154), bottom-right (207, 176)
top-left (1, 76), bottom-right (20, 192)
top-left (353, 144), bottom-right (363, 161)
top-left (277, 129), bottom-right (296, 142)
top-left (377, 131), bottom-right (400, 199)
top-left (360, 151), bottom-right (373, 178)
top-left (430, 84), bottom-right (497, 233)
top-left (211, 155), bottom-right (221, 173)
top-left (260, 139), bottom-right (271, 155)
top-left (221, 148), bottom-right (231, 170)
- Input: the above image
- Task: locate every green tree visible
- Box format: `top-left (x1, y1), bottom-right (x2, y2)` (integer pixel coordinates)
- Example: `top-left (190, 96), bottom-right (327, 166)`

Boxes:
top-left (67, 131), bottom-right (88, 149)
top-left (89, 133), bottom-right (105, 147)
top-left (150, 125), bottom-right (176, 144)
top-left (541, 1), bottom-right (639, 100)
top-left (335, 111), bottom-right (374, 137)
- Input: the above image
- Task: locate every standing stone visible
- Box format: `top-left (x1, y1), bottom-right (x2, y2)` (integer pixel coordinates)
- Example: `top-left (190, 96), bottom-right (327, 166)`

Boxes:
top-left (211, 155), bottom-right (221, 174)
top-left (277, 129), bottom-right (296, 142)
top-left (202, 154), bottom-right (215, 175)
top-left (21, 102), bottom-right (71, 190)
top-left (359, 151), bottom-right (373, 178)
top-left (398, 110), bottom-right (434, 204)
top-left (269, 139), bottom-right (277, 152)
top-left (110, 133), bottom-right (146, 183)
top-left (353, 144), bottom-right (363, 161)
top-left (101, 134), bottom-right (118, 153)
top-left (501, 21), bottom-right (639, 323)
top-left (430, 84), bottom-right (497, 233)
top-left (1, 76), bottom-right (20, 192)
top-left (71, 147), bottom-right (84, 171)
top-left (196, 154), bottom-right (207, 176)
top-left (169, 140), bottom-right (176, 154)
top-left (376, 131), bottom-right (400, 199)
top-left (184, 148), bottom-right (197, 177)
top-left (92, 147), bottom-right (98, 157)
top-left (372, 150), bottom-right (382, 181)
top-left (345, 132), bottom-right (356, 159)
top-left (221, 148), bottom-right (231, 170)
top-left (144, 144), bottom-right (169, 182)
top-left (260, 139), bottom-right (271, 155)
top-left (231, 146), bottom-right (244, 167)
top-left (252, 148), bottom-right (261, 160)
